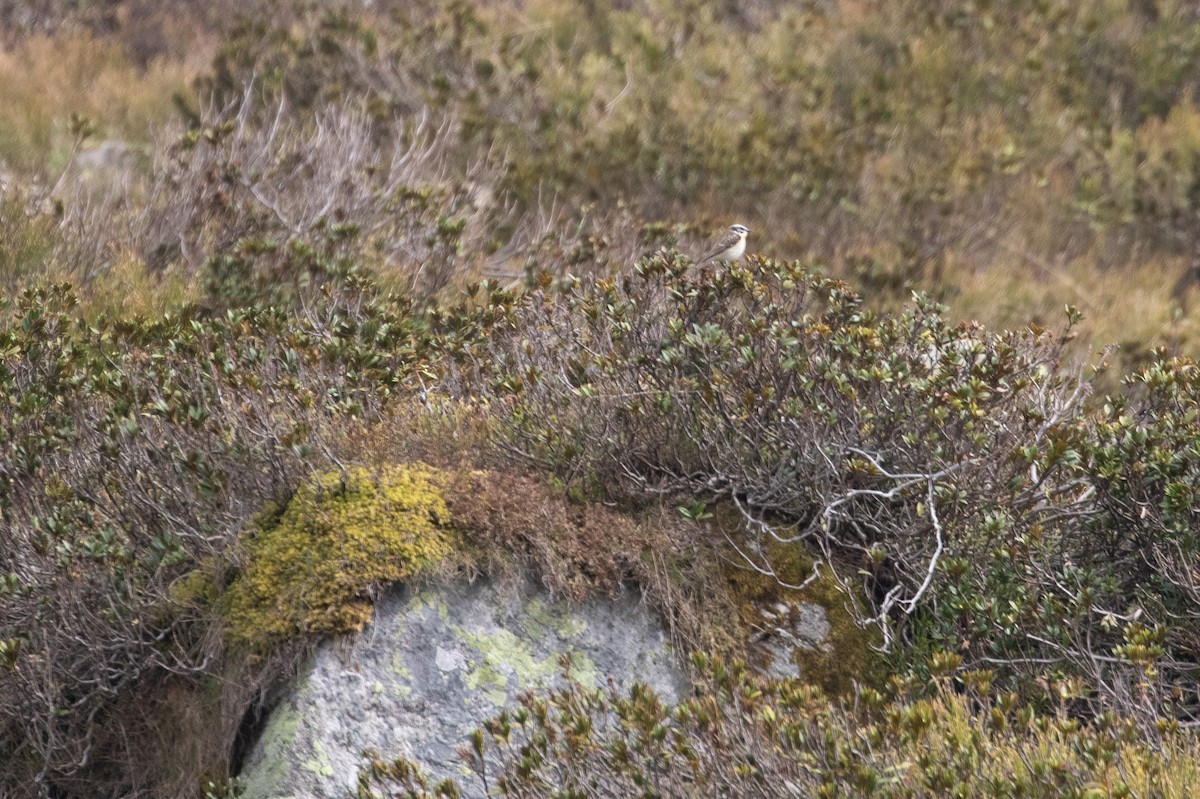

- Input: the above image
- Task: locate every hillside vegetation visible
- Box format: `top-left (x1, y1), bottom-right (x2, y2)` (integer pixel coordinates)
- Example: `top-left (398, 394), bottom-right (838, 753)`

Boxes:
top-left (6, 1), bottom-right (1200, 366)
top-left (5, 1), bottom-right (1200, 797)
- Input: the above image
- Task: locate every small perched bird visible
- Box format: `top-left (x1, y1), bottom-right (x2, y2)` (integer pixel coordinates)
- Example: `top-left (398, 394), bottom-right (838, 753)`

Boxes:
top-left (695, 224), bottom-right (750, 265)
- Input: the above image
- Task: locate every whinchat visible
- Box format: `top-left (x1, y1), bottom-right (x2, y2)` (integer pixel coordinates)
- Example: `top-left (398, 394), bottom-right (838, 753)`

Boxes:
top-left (695, 223), bottom-right (750, 265)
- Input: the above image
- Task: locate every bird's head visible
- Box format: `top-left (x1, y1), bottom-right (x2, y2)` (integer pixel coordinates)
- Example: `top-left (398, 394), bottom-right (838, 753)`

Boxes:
top-left (730, 224), bottom-right (750, 237)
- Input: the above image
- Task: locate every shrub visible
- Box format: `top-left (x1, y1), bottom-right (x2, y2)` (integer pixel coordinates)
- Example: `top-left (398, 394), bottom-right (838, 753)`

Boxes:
top-left (908, 353), bottom-right (1200, 731)
top-left (14, 1), bottom-right (1200, 367)
top-left (458, 253), bottom-right (1085, 649)
top-left (451, 254), bottom-right (1200, 729)
top-left (12, 249), bottom-right (1200, 793)
top-left (1057, 356), bottom-right (1200, 726)
top-left (127, 96), bottom-right (483, 308)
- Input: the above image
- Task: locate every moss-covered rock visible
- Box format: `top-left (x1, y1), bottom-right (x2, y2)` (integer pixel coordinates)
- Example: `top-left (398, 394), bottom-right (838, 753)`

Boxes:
top-left (723, 535), bottom-right (881, 695)
top-left (225, 465), bottom-right (454, 650)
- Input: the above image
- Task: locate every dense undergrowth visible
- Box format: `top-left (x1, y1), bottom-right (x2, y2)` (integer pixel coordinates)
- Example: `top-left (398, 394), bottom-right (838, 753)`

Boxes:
top-left (6, 1), bottom-right (1200, 797)
top-left (455, 254), bottom-right (1200, 737)
top-left (0, 281), bottom-right (437, 795)
top-left (4, 258), bottom-right (1200, 795)
top-left (7, 1), bottom-right (1200, 368)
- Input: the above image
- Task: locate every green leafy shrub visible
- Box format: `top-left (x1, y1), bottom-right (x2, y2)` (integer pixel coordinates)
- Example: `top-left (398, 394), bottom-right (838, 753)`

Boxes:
top-left (14, 248), bottom-right (1200, 793)
top-left (460, 253), bottom-right (1084, 648)
top-left (225, 465), bottom-right (454, 649)
top-left (453, 253), bottom-right (1200, 730)
top-left (1059, 356), bottom-right (1200, 724)
top-left (908, 353), bottom-right (1200, 731)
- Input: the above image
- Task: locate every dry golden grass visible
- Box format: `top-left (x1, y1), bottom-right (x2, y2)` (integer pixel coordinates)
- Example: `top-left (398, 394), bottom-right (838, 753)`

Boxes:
top-left (82, 253), bottom-right (199, 320)
top-left (911, 248), bottom-right (1200, 385)
top-left (0, 30), bottom-right (204, 173)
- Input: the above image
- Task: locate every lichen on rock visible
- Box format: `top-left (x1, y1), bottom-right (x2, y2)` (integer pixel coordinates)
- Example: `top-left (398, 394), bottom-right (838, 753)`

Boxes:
top-left (237, 579), bottom-right (686, 799)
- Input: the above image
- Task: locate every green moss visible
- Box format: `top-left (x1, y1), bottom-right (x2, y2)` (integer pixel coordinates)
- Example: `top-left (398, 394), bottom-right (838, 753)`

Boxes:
top-left (722, 533), bottom-right (881, 695)
top-left (167, 568), bottom-right (219, 609)
top-left (225, 465), bottom-right (454, 650)
top-left (791, 563), bottom-right (883, 696)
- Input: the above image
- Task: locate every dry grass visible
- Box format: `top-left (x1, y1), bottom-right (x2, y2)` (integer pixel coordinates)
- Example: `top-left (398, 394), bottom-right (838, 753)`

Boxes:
top-left (84, 252), bottom-right (199, 319)
top-left (0, 30), bottom-right (204, 174)
top-left (905, 249), bottom-right (1199, 379)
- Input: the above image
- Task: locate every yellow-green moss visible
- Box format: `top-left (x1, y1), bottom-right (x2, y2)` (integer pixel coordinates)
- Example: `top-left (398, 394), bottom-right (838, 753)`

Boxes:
top-left (722, 533), bottom-right (882, 695)
top-left (167, 568), bottom-right (219, 609)
top-left (225, 465), bottom-right (454, 650)
top-left (791, 561), bottom-right (883, 695)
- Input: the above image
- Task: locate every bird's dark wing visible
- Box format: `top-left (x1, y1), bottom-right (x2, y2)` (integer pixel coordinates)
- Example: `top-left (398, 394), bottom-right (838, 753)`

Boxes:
top-left (696, 230), bottom-right (738, 264)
